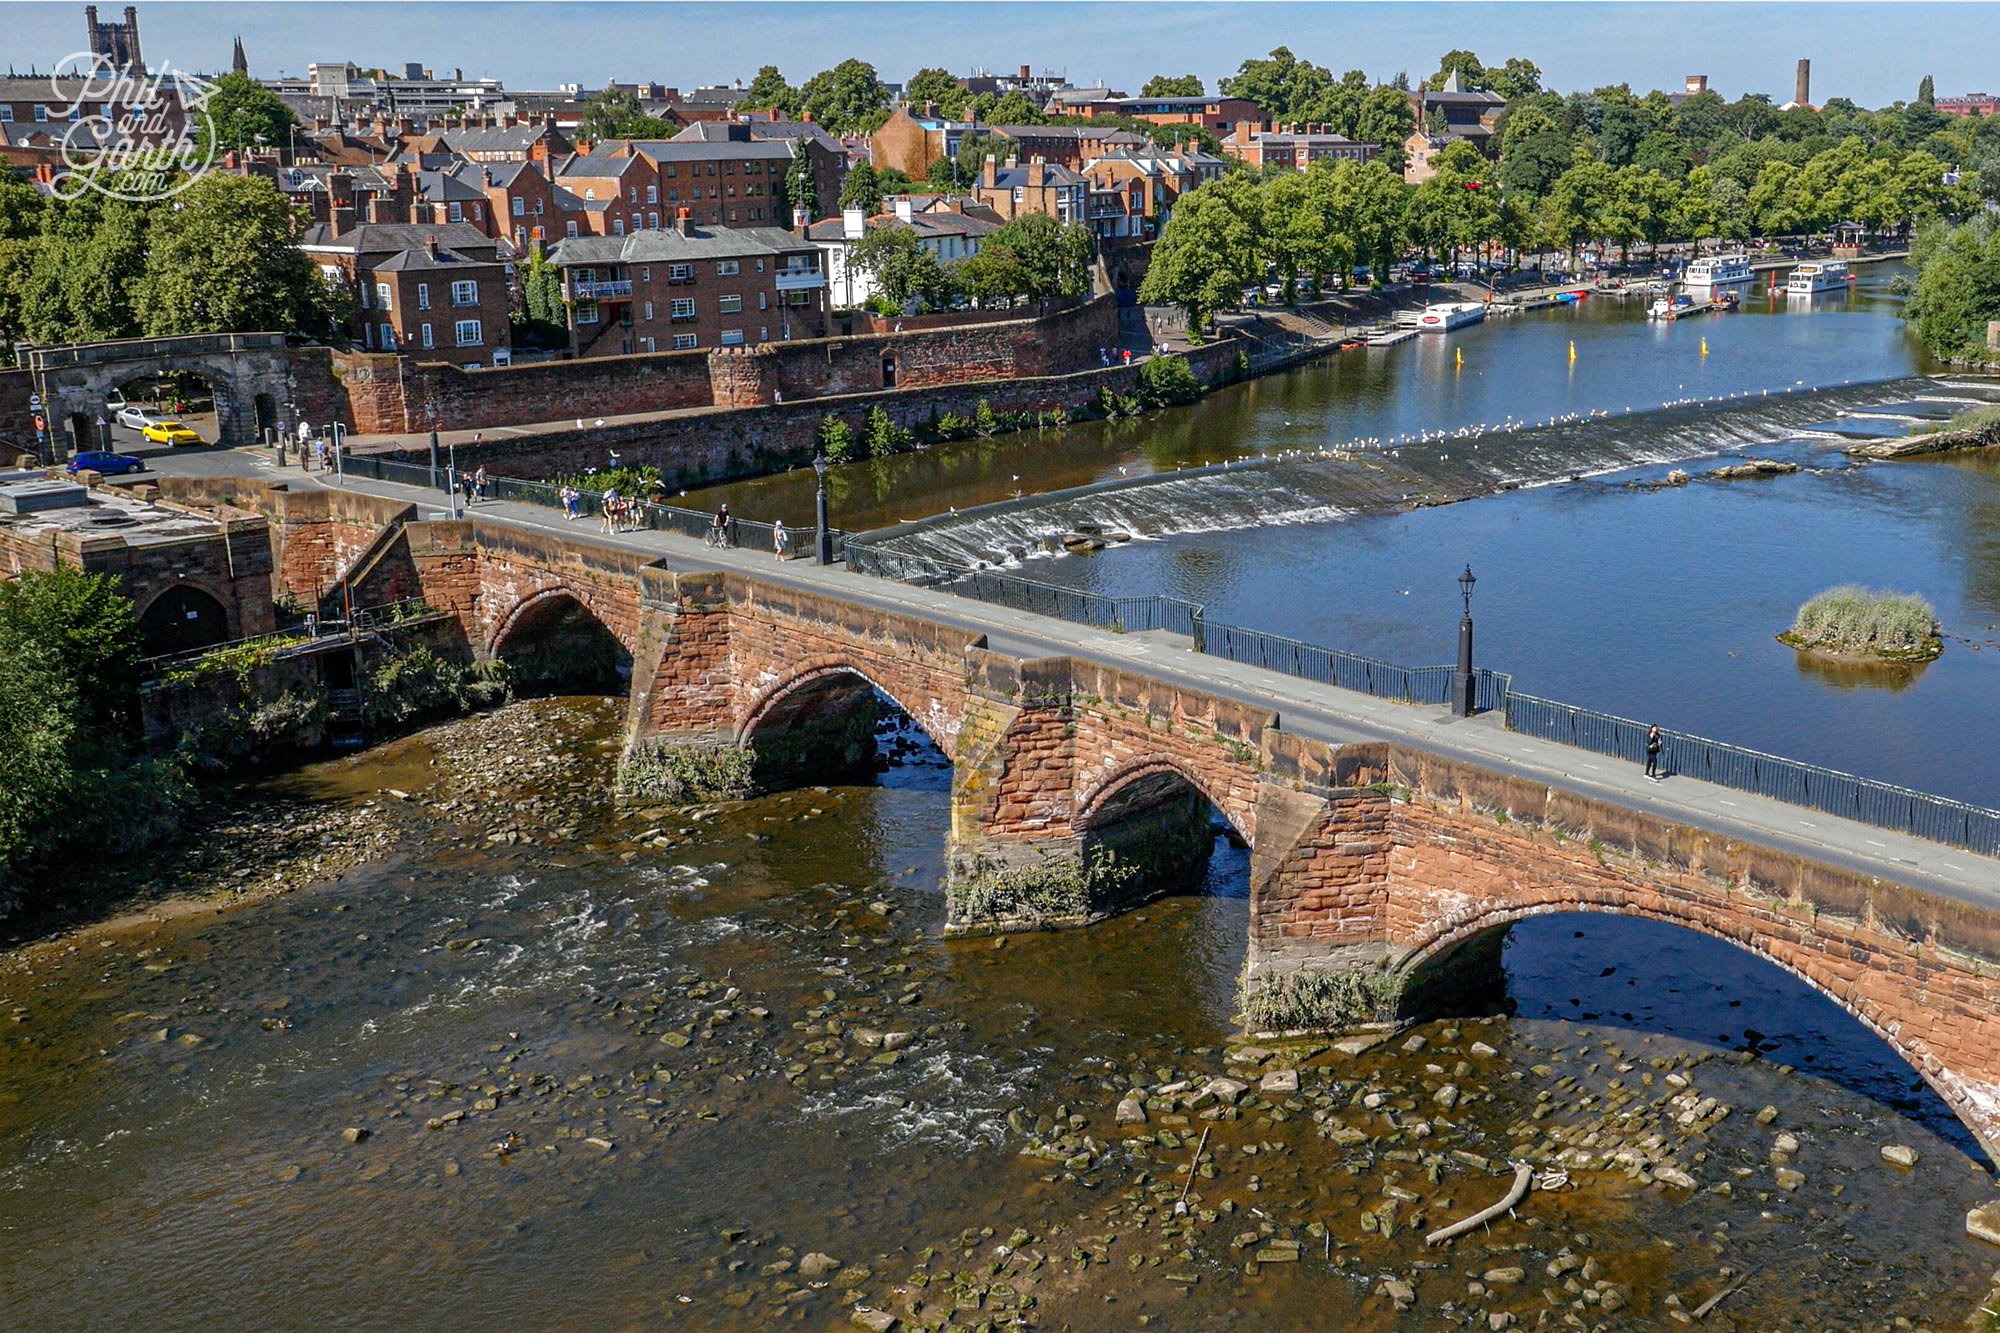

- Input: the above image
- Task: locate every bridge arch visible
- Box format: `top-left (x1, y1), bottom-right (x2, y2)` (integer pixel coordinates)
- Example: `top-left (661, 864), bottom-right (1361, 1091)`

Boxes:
top-left (1395, 895), bottom-right (1989, 1152)
top-left (135, 582), bottom-right (234, 657)
top-left (490, 587), bottom-right (631, 692)
top-left (1074, 757), bottom-right (1251, 843)
top-left (738, 659), bottom-right (957, 760)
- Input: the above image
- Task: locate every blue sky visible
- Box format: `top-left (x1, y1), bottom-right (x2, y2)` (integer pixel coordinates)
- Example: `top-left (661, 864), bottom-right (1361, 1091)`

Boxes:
top-left (1, 2), bottom-right (1990, 109)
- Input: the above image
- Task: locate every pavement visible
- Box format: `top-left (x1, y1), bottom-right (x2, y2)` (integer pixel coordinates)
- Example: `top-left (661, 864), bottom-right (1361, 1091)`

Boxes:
top-left (147, 445), bottom-right (2000, 914)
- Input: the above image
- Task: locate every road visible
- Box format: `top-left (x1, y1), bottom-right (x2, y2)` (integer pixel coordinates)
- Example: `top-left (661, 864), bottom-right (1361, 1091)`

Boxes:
top-left (144, 445), bottom-right (2000, 915)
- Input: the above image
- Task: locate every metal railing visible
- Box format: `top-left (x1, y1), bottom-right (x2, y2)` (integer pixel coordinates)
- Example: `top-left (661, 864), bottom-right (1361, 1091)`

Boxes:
top-left (139, 597), bottom-right (440, 679)
top-left (1506, 693), bottom-right (2000, 858)
top-left (843, 547), bottom-right (2000, 859)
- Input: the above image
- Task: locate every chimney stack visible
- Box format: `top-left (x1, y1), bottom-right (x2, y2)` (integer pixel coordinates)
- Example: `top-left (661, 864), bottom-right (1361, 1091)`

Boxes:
top-left (675, 207), bottom-right (693, 237)
top-left (1795, 58), bottom-right (1810, 107)
top-left (1019, 64), bottom-right (1031, 82)
top-left (425, 234), bottom-right (438, 260)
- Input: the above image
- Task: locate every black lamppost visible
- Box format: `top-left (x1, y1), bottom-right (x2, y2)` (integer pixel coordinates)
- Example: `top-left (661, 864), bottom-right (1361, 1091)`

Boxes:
top-left (1453, 563), bottom-right (1477, 718)
top-left (428, 406), bottom-right (441, 490)
top-left (813, 452), bottom-right (832, 565)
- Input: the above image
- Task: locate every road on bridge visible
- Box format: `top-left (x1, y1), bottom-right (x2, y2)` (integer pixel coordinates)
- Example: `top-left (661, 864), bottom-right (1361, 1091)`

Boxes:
top-left (146, 446), bottom-right (2000, 915)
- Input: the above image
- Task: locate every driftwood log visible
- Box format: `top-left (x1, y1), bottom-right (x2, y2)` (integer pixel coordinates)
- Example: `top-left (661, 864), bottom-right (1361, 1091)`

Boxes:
top-left (1424, 1162), bottom-right (1534, 1246)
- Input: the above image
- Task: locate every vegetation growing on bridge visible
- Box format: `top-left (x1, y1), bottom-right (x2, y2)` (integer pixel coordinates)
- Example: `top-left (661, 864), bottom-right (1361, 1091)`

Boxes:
top-left (949, 848), bottom-right (1136, 931)
top-left (1781, 585), bottom-right (1942, 662)
top-left (1241, 966), bottom-right (1401, 1033)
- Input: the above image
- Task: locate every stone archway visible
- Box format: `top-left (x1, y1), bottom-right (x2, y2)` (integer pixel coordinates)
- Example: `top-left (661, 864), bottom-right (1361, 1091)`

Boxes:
top-left (491, 588), bottom-right (631, 694)
top-left (24, 332), bottom-right (294, 456)
top-left (137, 584), bottom-right (232, 657)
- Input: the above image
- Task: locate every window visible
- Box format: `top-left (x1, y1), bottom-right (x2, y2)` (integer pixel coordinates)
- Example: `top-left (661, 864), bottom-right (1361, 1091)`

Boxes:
top-left (612, 218), bottom-right (625, 236)
top-left (534, 199), bottom-right (544, 215)
top-left (374, 282), bottom-right (393, 310)
top-left (566, 221), bottom-right (579, 238)
top-left (648, 211), bottom-right (659, 229)
top-left (576, 301), bottom-right (600, 324)
top-left (451, 279), bottom-right (478, 306)
top-left (471, 203), bottom-right (482, 220)
top-left (666, 165), bottom-right (676, 178)
top-left (642, 301), bottom-right (654, 321)
top-left (756, 258), bottom-right (765, 272)
top-left (417, 283), bottom-right (430, 310)
top-left (720, 329), bottom-right (745, 345)
top-left (716, 260), bottom-right (739, 276)
top-left (758, 326), bottom-right (769, 342)
top-left (420, 323), bottom-right (434, 349)
top-left (34, 105), bottom-right (49, 123)
top-left (646, 185), bottom-right (658, 204)
top-left (640, 267), bottom-right (650, 281)
top-left (0, 107), bottom-right (11, 123)
top-left (670, 297), bottom-right (695, 321)
top-left (667, 188), bottom-right (678, 202)
top-left (667, 262), bottom-right (693, 284)
top-left (629, 187), bottom-right (638, 203)
top-left (718, 294), bottom-right (743, 314)
top-left (672, 333), bottom-right (698, 350)
top-left (512, 196), bottom-right (524, 216)
top-left (455, 319), bottom-right (483, 346)
top-left (362, 324), bottom-right (373, 349)
top-left (758, 292), bottom-right (768, 311)
top-left (514, 225), bottom-right (526, 246)
top-left (449, 202), bottom-right (463, 222)
top-left (380, 323), bottom-right (396, 349)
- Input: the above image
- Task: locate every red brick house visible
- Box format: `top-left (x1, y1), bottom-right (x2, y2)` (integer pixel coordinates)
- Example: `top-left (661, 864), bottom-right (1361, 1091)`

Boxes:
top-left (301, 221), bottom-right (514, 366)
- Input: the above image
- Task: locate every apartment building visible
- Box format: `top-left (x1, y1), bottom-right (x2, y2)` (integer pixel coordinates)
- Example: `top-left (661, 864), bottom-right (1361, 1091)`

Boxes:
top-left (969, 155), bottom-right (1087, 223)
top-left (300, 221), bottom-right (513, 366)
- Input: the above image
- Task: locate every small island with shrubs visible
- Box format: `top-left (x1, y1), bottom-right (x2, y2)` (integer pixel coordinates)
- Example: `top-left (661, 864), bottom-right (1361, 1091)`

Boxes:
top-left (1779, 585), bottom-right (1943, 663)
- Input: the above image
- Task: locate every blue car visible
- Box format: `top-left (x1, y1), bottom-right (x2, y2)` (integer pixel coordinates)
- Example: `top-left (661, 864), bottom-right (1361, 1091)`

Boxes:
top-left (69, 450), bottom-right (146, 476)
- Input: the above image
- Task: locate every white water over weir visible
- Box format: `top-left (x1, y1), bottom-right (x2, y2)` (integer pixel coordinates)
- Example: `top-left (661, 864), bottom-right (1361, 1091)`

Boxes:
top-left (857, 376), bottom-right (1997, 578)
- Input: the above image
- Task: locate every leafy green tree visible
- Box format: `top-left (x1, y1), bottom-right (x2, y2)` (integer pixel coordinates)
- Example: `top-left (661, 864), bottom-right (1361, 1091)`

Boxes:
top-left (985, 91), bottom-right (1045, 126)
top-left (1904, 215), bottom-right (2000, 361)
top-left (956, 214), bottom-right (1094, 303)
top-left (817, 413), bottom-right (855, 463)
top-left (1489, 57), bottom-right (1544, 101)
top-left (516, 247), bottom-right (567, 347)
top-left (902, 67), bottom-right (961, 112)
top-left (1138, 174), bottom-right (1263, 327)
top-left (1424, 50), bottom-right (1488, 92)
top-left (848, 222), bottom-right (950, 311)
top-left (1537, 159), bottom-right (1616, 262)
top-left (742, 64), bottom-right (799, 117)
top-left (839, 161), bottom-right (885, 214)
top-left (576, 86), bottom-right (676, 142)
top-left (798, 59), bottom-right (891, 135)
top-left (194, 71), bottom-right (300, 157)
top-left (1141, 74), bottom-right (1205, 97)
top-left (1221, 47), bottom-right (1335, 123)
top-left (1918, 75), bottom-right (1936, 107)
top-left (133, 173), bottom-right (332, 337)
top-left (783, 148), bottom-right (819, 222)
top-left (17, 188), bottom-right (152, 343)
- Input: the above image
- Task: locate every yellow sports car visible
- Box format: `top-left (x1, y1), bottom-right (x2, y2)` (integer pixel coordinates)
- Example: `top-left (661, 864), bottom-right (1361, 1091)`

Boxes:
top-left (140, 420), bottom-right (201, 446)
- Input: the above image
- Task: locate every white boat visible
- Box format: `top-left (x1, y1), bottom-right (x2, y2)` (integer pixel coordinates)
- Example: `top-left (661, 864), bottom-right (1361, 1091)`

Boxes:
top-left (1786, 260), bottom-right (1852, 294)
top-left (1416, 301), bottom-right (1486, 332)
top-left (1684, 253), bottom-right (1755, 294)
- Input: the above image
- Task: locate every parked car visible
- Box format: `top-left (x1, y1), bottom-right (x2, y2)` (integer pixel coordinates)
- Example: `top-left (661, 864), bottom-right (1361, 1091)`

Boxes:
top-left (105, 389), bottom-right (130, 415)
top-left (140, 420), bottom-right (201, 446)
top-left (115, 406), bottom-right (163, 431)
top-left (69, 450), bottom-right (145, 476)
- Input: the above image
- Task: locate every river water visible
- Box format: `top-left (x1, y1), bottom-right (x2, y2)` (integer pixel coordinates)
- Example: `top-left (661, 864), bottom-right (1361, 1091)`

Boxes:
top-left (2, 699), bottom-right (1994, 1330)
top-left (7, 271), bottom-right (2000, 1329)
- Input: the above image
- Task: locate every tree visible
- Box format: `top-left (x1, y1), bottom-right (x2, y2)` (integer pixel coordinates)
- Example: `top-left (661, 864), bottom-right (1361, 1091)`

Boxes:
top-left (194, 71), bottom-right (300, 157)
top-left (798, 59), bottom-right (891, 135)
top-left (902, 67), bottom-right (960, 112)
top-left (1221, 47), bottom-right (1334, 124)
top-left (16, 188), bottom-right (152, 343)
top-left (839, 161), bottom-right (884, 214)
top-left (783, 148), bottom-right (819, 223)
top-left (848, 223), bottom-right (950, 312)
top-left (516, 248), bottom-right (567, 348)
top-left (742, 64), bottom-right (799, 117)
top-left (1918, 75), bottom-right (1936, 107)
top-left (1489, 57), bottom-right (1544, 102)
top-left (132, 173), bottom-right (334, 337)
top-left (1904, 215), bottom-right (2000, 361)
top-left (1139, 175), bottom-right (1262, 327)
top-left (576, 85), bottom-right (676, 142)
top-left (1141, 74), bottom-right (1205, 97)
top-left (956, 214), bottom-right (1094, 303)
top-left (1538, 159), bottom-right (1616, 261)
top-left (1424, 50), bottom-right (1487, 92)
top-left (986, 91), bottom-right (1045, 126)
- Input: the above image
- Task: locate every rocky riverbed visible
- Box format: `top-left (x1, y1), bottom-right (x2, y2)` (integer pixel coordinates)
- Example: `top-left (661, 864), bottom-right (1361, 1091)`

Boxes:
top-left (3, 697), bottom-right (1999, 1330)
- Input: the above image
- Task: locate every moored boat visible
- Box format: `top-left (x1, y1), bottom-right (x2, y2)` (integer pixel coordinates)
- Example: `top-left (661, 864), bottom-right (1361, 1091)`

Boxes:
top-left (1416, 302), bottom-right (1487, 332)
top-left (1786, 260), bottom-right (1852, 295)
top-left (1684, 253), bottom-right (1755, 295)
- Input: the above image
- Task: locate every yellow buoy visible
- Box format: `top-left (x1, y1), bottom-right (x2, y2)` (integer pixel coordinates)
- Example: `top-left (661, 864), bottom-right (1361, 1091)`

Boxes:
top-left (1455, 347), bottom-right (1463, 370)
top-left (1568, 339), bottom-right (1576, 363)
top-left (1701, 337), bottom-right (1709, 357)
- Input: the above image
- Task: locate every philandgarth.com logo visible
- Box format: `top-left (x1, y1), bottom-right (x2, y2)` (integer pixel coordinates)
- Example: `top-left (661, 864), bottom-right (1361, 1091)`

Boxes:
top-left (49, 52), bottom-right (216, 202)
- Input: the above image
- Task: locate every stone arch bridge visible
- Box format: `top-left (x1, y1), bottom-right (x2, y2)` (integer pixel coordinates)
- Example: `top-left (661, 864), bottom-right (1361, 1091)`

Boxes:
top-left (359, 516), bottom-right (2000, 1155)
top-left (21, 332), bottom-right (294, 453)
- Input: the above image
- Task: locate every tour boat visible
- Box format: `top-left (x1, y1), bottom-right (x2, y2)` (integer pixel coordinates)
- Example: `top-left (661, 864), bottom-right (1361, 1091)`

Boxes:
top-left (1786, 260), bottom-right (1852, 295)
top-left (1683, 253), bottom-right (1755, 295)
top-left (1416, 302), bottom-right (1486, 332)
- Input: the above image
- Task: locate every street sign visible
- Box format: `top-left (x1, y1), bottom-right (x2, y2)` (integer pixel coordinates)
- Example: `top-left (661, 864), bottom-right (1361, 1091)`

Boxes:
top-left (27, 393), bottom-right (40, 410)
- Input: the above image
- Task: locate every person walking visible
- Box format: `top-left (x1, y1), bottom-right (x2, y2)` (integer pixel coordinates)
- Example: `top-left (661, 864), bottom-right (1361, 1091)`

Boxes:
top-left (473, 466), bottom-right (489, 501)
top-left (460, 470), bottom-right (476, 507)
top-left (772, 519), bottom-right (791, 560)
top-left (1644, 725), bottom-right (1663, 781)
top-left (600, 488), bottom-right (618, 533)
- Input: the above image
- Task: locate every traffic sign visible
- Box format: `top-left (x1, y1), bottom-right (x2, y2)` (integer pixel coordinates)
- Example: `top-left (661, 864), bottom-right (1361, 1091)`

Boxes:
top-left (27, 393), bottom-right (40, 410)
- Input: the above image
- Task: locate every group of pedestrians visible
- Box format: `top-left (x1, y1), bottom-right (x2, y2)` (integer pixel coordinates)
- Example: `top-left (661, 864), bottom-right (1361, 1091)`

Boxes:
top-left (599, 489), bottom-right (646, 533)
top-left (457, 466), bottom-right (490, 505)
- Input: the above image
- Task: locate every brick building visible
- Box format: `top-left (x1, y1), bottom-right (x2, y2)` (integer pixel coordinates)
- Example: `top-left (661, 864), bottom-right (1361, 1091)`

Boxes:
top-left (1081, 146), bottom-right (1224, 240)
top-left (806, 197), bottom-right (1004, 307)
top-left (555, 123), bottom-right (844, 233)
top-left (1073, 95), bottom-right (1263, 136)
top-left (870, 105), bottom-right (978, 179)
top-left (1223, 122), bottom-right (1379, 171)
top-left (301, 221), bottom-right (514, 365)
top-left (547, 214), bottom-right (828, 357)
top-left (1938, 92), bottom-right (2000, 117)
top-left (969, 155), bottom-right (1087, 223)
top-left (989, 123), bottom-right (1149, 169)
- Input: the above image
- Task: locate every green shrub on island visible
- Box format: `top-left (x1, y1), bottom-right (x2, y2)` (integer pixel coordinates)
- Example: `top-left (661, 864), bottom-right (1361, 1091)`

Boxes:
top-left (1915, 404), bottom-right (2000, 437)
top-left (1781, 585), bottom-right (1942, 662)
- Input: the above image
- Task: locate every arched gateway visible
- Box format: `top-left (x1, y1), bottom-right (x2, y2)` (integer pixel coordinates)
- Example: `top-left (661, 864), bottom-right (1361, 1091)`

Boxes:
top-left (19, 332), bottom-right (295, 454)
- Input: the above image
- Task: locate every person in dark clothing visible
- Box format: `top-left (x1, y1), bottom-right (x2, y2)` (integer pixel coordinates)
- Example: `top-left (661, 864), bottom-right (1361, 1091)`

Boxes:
top-left (1644, 725), bottom-right (1663, 781)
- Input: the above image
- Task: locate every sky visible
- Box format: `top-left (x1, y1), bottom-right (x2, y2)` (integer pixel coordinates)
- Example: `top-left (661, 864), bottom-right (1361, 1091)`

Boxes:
top-left (0, 1), bottom-right (1992, 110)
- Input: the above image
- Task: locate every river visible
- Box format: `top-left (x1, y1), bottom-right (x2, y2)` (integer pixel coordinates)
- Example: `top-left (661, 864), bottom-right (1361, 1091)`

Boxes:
top-left (7, 269), bottom-right (2000, 1329)
top-left (2, 698), bottom-right (1994, 1330)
